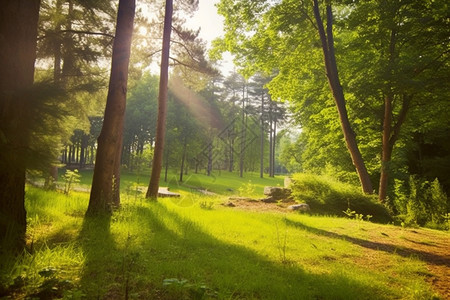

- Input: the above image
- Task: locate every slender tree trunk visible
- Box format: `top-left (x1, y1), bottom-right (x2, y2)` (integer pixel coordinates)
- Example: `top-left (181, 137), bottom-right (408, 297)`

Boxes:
top-left (229, 129), bottom-right (234, 172)
top-left (0, 0), bottom-right (40, 252)
top-left (112, 131), bottom-right (123, 206)
top-left (179, 137), bottom-right (187, 182)
top-left (312, 1), bottom-right (373, 194)
top-left (271, 118), bottom-right (277, 177)
top-left (87, 0), bottom-right (135, 215)
top-left (268, 100), bottom-right (274, 177)
top-left (260, 93), bottom-right (264, 178)
top-left (164, 149), bottom-right (169, 182)
top-left (239, 84), bottom-right (246, 177)
top-left (207, 142), bottom-right (212, 176)
top-left (379, 94), bottom-right (411, 202)
top-left (146, 0), bottom-right (173, 199)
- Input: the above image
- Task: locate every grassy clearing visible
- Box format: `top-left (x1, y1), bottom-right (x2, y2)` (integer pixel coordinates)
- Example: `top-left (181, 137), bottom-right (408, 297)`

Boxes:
top-left (71, 168), bottom-right (285, 197)
top-left (1, 184), bottom-right (447, 299)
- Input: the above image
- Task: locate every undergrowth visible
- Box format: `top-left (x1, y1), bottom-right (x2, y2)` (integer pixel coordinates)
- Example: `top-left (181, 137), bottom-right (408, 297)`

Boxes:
top-left (0, 185), bottom-right (444, 299)
top-left (290, 173), bottom-right (392, 223)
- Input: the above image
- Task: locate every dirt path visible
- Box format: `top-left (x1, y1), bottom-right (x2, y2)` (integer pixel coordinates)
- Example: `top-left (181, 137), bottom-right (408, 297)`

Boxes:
top-left (224, 199), bottom-right (450, 299)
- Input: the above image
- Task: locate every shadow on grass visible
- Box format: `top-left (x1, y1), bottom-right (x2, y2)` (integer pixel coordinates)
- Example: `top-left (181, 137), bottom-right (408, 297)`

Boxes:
top-left (76, 201), bottom-right (396, 299)
top-left (78, 215), bottom-right (121, 299)
top-left (285, 219), bottom-right (450, 268)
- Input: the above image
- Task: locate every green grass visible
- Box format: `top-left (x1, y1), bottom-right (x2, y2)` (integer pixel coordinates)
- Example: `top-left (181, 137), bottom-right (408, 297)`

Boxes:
top-left (290, 173), bottom-right (392, 223)
top-left (1, 183), bottom-right (446, 299)
top-left (71, 168), bottom-right (285, 197)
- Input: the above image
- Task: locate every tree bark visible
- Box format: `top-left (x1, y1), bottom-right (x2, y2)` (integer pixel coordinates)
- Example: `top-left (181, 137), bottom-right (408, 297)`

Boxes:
top-left (0, 0), bottom-right (40, 252)
top-left (260, 93), bottom-right (265, 178)
top-left (272, 118), bottom-right (277, 177)
top-left (239, 83), bottom-right (246, 177)
top-left (379, 94), bottom-right (411, 202)
top-left (312, 1), bottom-right (373, 194)
top-left (146, 0), bottom-right (173, 199)
top-left (87, 0), bottom-right (135, 215)
top-left (179, 137), bottom-right (187, 182)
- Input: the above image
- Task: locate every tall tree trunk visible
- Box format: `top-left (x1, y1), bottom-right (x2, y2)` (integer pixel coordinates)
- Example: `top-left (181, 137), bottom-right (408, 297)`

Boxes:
top-left (87, 0), bottom-right (135, 216)
top-left (0, 0), bottom-right (40, 252)
top-left (229, 128), bottom-right (234, 172)
top-left (271, 118), bottom-right (277, 177)
top-left (179, 137), bottom-right (187, 182)
top-left (164, 148), bottom-right (169, 182)
top-left (146, 0), bottom-right (173, 199)
top-left (207, 142), bottom-right (212, 176)
top-left (268, 100), bottom-right (274, 177)
top-left (239, 84), bottom-right (246, 177)
top-left (260, 93), bottom-right (264, 178)
top-left (379, 94), bottom-right (411, 202)
top-left (312, 1), bottom-right (373, 194)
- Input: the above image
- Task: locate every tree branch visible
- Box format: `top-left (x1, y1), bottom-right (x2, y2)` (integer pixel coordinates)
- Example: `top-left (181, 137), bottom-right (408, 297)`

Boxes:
top-left (38, 29), bottom-right (115, 40)
top-left (389, 94), bottom-right (412, 147)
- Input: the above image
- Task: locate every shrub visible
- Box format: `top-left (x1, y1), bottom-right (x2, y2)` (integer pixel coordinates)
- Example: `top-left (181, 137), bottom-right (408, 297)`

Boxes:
top-left (396, 176), bottom-right (449, 229)
top-left (290, 173), bottom-right (391, 223)
top-left (62, 169), bottom-right (80, 195)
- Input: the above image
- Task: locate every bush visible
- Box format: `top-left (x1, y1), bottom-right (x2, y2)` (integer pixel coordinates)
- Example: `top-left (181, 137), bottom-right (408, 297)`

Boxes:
top-left (395, 176), bottom-right (449, 229)
top-left (290, 173), bottom-right (391, 223)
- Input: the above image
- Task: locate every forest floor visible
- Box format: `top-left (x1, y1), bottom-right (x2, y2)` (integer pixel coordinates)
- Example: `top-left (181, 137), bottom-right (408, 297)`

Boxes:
top-left (225, 198), bottom-right (450, 298)
top-left (8, 172), bottom-right (448, 299)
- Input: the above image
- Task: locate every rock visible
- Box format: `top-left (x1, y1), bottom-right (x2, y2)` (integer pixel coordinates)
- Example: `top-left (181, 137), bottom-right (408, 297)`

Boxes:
top-left (158, 187), bottom-right (180, 198)
top-left (263, 186), bottom-right (292, 200)
top-left (288, 203), bottom-right (310, 212)
top-left (223, 201), bottom-right (236, 207)
top-left (260, 196), bottom-right (277, 203)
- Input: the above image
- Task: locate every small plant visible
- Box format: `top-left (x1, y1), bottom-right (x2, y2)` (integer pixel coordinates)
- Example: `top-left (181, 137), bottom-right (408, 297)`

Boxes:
top-left (238, 180), bottom-right (256, 197)
top-left (162, 278), bottom-right (217, 299)
top-left (343, 208), bottom-right (373, 222)
top-left (28, 267), bottom-right (74, 299)
top-left (62, 169), bottom-right (81, 194)
top-left (343, 207), bottom-right (356, 218)
top-left (276, 220), bottom-right (291, 265)
top-left (355, 213), bottom-right (364, 222)
top-left (199, 201), bottom-right (214, 210)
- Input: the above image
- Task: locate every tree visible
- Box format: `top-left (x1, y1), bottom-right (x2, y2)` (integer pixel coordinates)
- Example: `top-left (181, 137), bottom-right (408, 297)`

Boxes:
top-left (146, 0), bottom-right (173, 200)
top-left (122, 73), bottom-right (158, 170)
top-left (342, 0), bottom-right (450, 202)
top-left (311, 0), bottom-right (373, 193)
top-left (0, 0), bottom-right (41, 252)
top-left (87, 0), bottom-right (135, 215)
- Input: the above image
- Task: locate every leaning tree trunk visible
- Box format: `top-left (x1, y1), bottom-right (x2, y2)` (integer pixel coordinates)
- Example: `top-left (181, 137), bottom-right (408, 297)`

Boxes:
top-left (312, 1), bottom-right (373, 194)
top-left (146, 0), bottom-right (173, 199)
top-left (0, 0), bottom-right (40, 252)
top-left (87, 0), bottom-right (135, 216)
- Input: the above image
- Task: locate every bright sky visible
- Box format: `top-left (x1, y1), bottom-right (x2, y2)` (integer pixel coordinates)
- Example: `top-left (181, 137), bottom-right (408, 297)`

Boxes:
top-left (185, 0), bottom-right (223, 46)
top-left (185, 0), bottom-right (235, 75)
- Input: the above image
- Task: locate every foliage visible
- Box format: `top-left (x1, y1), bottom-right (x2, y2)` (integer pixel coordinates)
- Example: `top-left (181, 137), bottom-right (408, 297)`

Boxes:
top-left (395, 176), bottom-right (449, 229)
top-left (214, 0), bottom-right (450, 202)
top-left (62, 169), bottom-right (81, 195)
top-left (290, 173), bottom-right (391, 223)
top-left (237, 180), bottom-right (256, 197)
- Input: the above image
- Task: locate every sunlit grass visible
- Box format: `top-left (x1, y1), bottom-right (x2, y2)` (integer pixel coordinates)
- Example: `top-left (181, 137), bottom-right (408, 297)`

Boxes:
top-left (1, 185), bottom-right (443, 299)
top-left (76, 168), bottom-right (285, 197)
